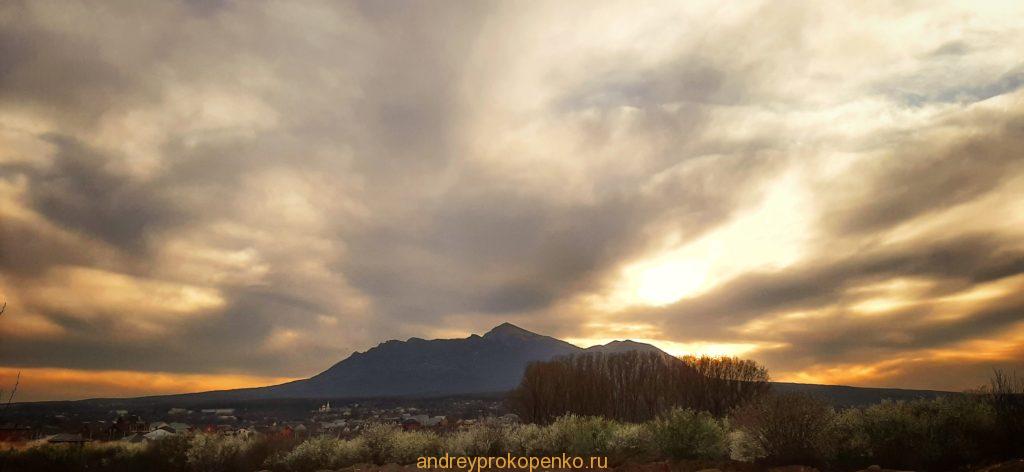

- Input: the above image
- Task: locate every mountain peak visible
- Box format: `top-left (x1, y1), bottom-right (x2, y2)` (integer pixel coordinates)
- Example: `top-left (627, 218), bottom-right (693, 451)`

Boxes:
top-left (483, 322), bottom-right (538, 339)
top-left (585, 339), bottom-right (666, 355)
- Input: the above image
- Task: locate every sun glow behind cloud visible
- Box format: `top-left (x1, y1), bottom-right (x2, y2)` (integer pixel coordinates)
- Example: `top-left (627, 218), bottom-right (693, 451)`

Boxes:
top-left (609, 169), bottom-right (814, 309)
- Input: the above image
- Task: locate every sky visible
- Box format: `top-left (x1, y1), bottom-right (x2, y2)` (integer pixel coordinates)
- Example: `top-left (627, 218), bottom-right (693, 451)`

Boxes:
top-left (1, 0), bottom-right (1023, 402)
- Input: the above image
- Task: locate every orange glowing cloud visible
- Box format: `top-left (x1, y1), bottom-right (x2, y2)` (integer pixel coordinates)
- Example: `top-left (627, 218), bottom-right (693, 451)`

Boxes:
top-left (0, 367), bottom-right (298, 402)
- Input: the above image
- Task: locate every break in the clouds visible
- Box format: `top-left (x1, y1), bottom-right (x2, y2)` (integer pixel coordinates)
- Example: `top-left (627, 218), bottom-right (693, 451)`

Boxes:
top-left (1, 1), bottom-right (1023, 401)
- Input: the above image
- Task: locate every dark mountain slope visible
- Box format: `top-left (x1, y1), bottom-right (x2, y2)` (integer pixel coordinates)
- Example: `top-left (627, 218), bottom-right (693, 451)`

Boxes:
top-left (584, 339), bottom-right (664, 354)
top-left (771, 381), bottom-right (955, 407)
top-left (259, 322), bottom-right (582, 398)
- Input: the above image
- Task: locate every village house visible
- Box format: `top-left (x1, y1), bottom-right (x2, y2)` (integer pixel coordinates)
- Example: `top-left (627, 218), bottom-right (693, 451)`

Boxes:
top-left (0, 424), bottom-right (35, 442)
top-left (122, 432), bottom-right (147, 444)
top-left (143, 429), bottom-right (175, 441)
top-left (167, 422), bottom-right (192, 434)
top-left (400, 414), bottom-right (447, 431)
top-left (47, 433), bottom-right (90, 446)
top-left (109, 415), bottom-right (148, 439)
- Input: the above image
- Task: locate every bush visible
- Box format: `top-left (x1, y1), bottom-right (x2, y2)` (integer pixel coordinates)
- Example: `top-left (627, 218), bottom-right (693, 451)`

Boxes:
top-left (727, 429), bottom-right (761, 462)
top-left (273, 435), bottom-right (367, 471)
top-left (503, 423), bottom-right (545, 455)
top-left (830, 406), bottom-right (871, 467)
top-left (541, 414), bottom-right (618, 456)
top-left (0, 441), bottom-right (153, 472)
top-left (647, 407), bottom-right (729, 460)
top-left (137, 434), bottom-right (192, 472)
top-left (731, 393), bottom-right (836, 466)
top-left (246, 434), bottom-right (302, 471)
top-left (986, 369), bottom-right (1024, 457)
top-left (391, 430), bottom-right (441, 464)
top-left (186, 434), bottom-right (254, 472)
top-left (607, 422), bottom-right (652, 460)
top-left (360, 423), bottom-right (401, 464)
top-left (847, 396), bottom-right (996, 470)
top-left (443, 421), bottom-right (508, 456)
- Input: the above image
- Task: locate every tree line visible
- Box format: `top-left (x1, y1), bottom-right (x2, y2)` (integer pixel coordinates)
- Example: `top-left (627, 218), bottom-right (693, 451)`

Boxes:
top-left (510, 350), bottom-right (770, 423)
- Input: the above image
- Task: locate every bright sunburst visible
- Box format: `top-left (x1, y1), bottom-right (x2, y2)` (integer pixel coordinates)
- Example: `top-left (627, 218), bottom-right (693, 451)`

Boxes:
top-left (627, 257), bottom-right (709, 306)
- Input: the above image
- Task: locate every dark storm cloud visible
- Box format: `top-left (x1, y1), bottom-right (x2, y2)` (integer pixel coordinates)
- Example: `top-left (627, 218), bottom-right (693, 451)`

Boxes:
top-left (824, 114), bottom-right (1024, 236)
top-left (3, 135), bottom-right (183, 252)
top-left (0, 8), bottom-right (157, 124)
top-left (767, 294), bottom-right (1024, 366)
top-left (0, 284), bottom-right (343, 377)
top-left (0, 213), bottom-right (102, 277)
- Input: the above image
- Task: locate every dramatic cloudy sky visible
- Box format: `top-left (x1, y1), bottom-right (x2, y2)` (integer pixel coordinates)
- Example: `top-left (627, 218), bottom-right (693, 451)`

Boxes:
top-left (1, 1), bottom-right (1023, 401)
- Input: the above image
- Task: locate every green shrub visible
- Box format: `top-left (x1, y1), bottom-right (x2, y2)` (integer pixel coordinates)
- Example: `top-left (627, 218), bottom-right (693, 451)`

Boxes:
top-left (0, 441), bottom-right (152, 472)
top-left (858, 400), bottom-right (932, 468)
top-left (138, 434), bottom-right (192, 472)
top-left (503, 423), bottom-right (545, 455)
top-left (727, 429), bottom-right (760, 462)
top-left (391, 430), bottom-right (442, 464)
top-left (274, 435), bottom-right (368, 471)
top-left (647, 407), bottom-right (729, 460)
top-left (830, 407), bottom-right (871, 467)
top-left (607, 422), bottom-right (652, 460)
top-left (360, 423), bottom-right (401, 465)
top-left (731, 393), bottom-right (836, 466)
top-left (851, 396), bottom-right (996, 470)
top-left (541, 414), bottom-right (617, 456)
top-left (185, 434), bottom-right (253, 472)
top-left (443, 421), bottom-right (508, 456)
top-left (246, 434), bottom-right (302, 471)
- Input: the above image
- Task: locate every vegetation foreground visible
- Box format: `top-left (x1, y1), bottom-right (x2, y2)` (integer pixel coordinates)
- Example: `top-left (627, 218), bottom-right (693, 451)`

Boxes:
top-left (1, 353), bottom-right (1020, 471)
top-left (2, 391), bottom-right (1022, 472)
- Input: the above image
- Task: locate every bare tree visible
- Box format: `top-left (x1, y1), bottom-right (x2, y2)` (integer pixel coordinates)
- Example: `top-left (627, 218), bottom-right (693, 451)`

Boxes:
top-left (680, 355), bottom-right (771, 416)
top-left (0, 297), bottom-right (20, 413)
top-left (731, 392), bottom-right (836, 466)
top-left (511, 350), bottom-right (704, 423)
top-left (986, 368), bottom-right (1024, 456)
top-left (510, 351), bottom-right (770, 423)
top-left (1, 372), bottom-right (18, 412)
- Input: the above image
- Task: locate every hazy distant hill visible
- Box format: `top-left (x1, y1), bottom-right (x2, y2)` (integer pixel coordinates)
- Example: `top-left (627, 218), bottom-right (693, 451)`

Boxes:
top-left (770, 381), bottom-right (954, 407)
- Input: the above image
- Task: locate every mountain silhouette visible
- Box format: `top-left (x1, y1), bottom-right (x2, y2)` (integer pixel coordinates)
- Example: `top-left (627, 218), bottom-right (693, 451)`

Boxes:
top-left (225, 323), bottom-right (662, 399)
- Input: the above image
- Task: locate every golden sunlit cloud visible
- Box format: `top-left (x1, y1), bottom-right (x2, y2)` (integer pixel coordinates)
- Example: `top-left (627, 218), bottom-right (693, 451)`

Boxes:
top-left (607, 169), bottom-right (814, 309)
top-left (27, 266), bottom-right (224, 320)
top-left (775, 322), bottom-right (1024, 390)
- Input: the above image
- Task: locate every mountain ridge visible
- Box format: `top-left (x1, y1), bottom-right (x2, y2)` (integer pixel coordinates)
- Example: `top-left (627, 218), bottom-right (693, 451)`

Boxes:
top-left (19, 323), bottom-right (957, 406)
top-left (262, 322), bottom-right (626, 399)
